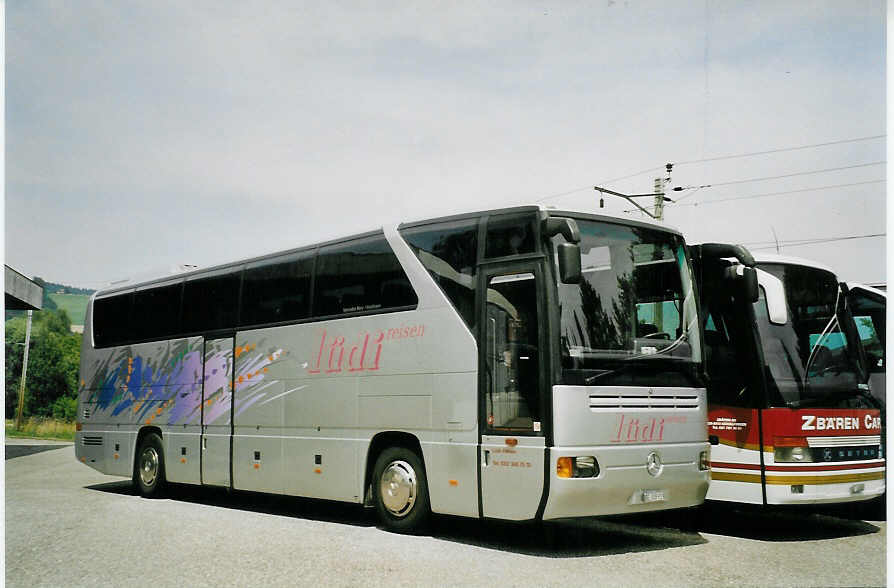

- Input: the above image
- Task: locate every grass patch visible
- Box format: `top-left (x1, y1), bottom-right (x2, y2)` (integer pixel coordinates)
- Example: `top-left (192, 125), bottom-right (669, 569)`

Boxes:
top-left (5, 418), bottom-right (75, 441)
top-left (47, 293), bottom-right (89, 326)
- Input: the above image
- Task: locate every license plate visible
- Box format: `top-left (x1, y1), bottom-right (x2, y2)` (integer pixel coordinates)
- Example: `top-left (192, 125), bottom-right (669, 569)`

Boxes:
top-left (641, 489), bottom-right (667, 503)
top-left (850, 483), bottom-right (865, 495)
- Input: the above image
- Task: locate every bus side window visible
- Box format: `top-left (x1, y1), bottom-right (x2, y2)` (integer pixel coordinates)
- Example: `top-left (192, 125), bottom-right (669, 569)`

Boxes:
top-left (240, 251), bottom-right (313, 327)
top-left (484, 273), bottom-right (540, 433)
top-left (485, 214), bottom-right (537, 258)
top-left (401, 218), bottom-right (479, 334)
top-left (132, 282), bottom-right (183, 342)
top-left (854, 315), bottom-right (884, 372)
top-left (313, 234), bottom-right (417, 319)
top-left (183, 270), bottom-right (242, 334)
top-left (704, 309), bottom-right (749, 407)
top-left (93, 292), bottom-right (133, 347)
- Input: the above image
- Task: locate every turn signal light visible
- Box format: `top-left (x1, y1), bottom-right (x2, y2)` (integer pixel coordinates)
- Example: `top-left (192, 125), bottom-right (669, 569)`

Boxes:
top-left (773, 436), bottom-right (808, 447)
top-left (557, 456), bottom-right (599, 478)
top-left (557, 457), bottom-right (573, 478)
top-left (75, 422), bottom-right (82, 431)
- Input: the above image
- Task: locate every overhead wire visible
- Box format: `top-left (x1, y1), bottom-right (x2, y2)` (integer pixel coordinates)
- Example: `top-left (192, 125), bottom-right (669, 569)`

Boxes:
top-left (674, 134), bottom-right (885, 166)
top-left (534, 134), bottom-right (885, 204)
top-left (746, 233), bottom-right (885, 250)
top-left (672, 179), bottom-right (886, 208)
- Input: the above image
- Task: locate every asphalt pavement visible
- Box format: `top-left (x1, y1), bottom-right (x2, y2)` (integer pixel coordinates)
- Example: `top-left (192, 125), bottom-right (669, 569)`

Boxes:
top-left (5, 443), bottom-right (887, 587)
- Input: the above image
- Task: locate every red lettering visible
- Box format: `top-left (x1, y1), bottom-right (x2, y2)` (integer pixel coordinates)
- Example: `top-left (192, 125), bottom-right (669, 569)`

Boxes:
top-left (308, 330), bottom-right (327, 374)
top-left (627, 418), bottom-right (639, 441)
top-left (612, 415), bottom-right (625, 442)
top-left (368, 332), bottom-right (385, 371)
top-left (348, 333), bottom-right (370, 372)
top-left (326, 336), bottom-right (345, 373)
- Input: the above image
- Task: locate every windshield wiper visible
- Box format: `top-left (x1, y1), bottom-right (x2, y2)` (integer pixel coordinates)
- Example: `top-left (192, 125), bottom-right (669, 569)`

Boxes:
top-left (585, 367), bottom-right (624, 385)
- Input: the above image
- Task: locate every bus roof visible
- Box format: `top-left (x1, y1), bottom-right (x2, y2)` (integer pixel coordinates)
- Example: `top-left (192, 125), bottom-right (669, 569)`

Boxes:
top-left (751, 252), bottom-right (837, 276)
top-left (94, 203), bottom-right (682, 297)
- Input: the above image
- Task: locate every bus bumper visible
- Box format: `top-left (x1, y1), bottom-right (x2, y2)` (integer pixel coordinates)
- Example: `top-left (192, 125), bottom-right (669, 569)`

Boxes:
top-left (542, 442), bottom-right (710, 519)
top-left (765, 475), bottom-right (885, 505)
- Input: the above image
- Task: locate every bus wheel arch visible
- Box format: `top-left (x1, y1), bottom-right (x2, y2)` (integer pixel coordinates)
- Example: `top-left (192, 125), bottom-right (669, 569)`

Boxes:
top-left (366, 432), bottom-right (430, 532)
top-left (133, 426), bottom-right (166, 498)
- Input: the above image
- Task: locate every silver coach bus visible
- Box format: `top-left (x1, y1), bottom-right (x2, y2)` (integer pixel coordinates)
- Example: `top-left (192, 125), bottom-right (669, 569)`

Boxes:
top-left (76, 205), bottom-right (710, 531)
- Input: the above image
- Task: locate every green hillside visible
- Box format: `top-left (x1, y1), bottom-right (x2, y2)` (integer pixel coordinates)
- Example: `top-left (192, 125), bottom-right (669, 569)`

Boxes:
top-left (47, 293), bottom-right (89, 326)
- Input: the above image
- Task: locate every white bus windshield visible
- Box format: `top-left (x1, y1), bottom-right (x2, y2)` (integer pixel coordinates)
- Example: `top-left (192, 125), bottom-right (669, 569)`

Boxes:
top-left (554, 220), bottom-right (701, 386)
top-left (755, 264), bottom-right (865, 407)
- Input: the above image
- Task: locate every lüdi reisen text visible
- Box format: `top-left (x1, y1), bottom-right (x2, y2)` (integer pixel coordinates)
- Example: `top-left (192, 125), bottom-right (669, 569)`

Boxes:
top-left (307, 325), bottom-right (426, 375)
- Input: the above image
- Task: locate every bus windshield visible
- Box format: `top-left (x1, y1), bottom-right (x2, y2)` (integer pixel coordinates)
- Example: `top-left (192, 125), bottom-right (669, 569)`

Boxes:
top-left (755, 263), bottom-right (865, 407)
top-left (554, 220), bottom-right (701, 386)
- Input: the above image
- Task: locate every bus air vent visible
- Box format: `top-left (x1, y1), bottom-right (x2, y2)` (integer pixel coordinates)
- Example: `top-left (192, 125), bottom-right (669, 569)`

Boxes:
top-left (82, 436), bottom-right (104, 446)
top-left (82, 407), bottom-right (91, 419)
top-left (588, 394), bottom-right (699, 410)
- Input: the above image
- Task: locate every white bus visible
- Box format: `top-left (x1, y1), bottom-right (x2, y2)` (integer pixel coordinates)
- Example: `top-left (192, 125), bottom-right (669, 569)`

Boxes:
top-left (692, 246), bottom-right (884, 506)
top-left (76, 205), bottom-right (710, 531)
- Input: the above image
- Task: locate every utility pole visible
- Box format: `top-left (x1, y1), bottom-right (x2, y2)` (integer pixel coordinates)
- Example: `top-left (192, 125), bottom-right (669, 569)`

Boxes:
top-left (653, 163), bottom-right (674, 221)
top-left (653, 177), bottom-right (664, 221)
top-left (15, 310), bottom-right (33, 430)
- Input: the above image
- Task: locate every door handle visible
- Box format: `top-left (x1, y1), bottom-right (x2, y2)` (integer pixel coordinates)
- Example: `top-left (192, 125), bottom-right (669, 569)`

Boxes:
top-left (483, 449), bottom-right (490, 467)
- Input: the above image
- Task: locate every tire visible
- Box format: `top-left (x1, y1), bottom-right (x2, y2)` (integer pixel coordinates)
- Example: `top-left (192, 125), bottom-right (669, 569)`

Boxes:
top-left (133, 433), bottom-right (167, 498)
top-left (372, 447), bottom-right (431, 533)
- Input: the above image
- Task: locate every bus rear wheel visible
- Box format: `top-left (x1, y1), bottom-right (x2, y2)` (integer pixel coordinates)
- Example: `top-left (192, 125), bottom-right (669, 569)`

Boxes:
top-left (134, 433), bottom-right (167, 498)
top-left (372, 447), bottom-right (430, 533)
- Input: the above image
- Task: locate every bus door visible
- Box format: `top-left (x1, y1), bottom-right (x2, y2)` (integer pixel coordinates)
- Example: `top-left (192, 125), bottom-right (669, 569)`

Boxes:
top-left (201, 336), bottom-right (234, 487)
top-left (479, 266), bottom-right (547, 520)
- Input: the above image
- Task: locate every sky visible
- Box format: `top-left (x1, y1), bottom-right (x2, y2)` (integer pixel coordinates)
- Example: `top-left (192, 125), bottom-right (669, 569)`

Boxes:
top-left (5, 1), bottom-right (887, 288)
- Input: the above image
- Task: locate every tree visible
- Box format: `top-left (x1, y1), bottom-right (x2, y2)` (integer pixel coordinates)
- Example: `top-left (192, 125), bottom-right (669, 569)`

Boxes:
top-left (5, 309), bottom-right (81, 420)
top-left (31, 277), bottom-right (58, 311)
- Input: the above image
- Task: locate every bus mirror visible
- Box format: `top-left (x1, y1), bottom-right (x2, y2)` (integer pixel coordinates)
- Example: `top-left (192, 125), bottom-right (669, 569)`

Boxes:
top-left (756, 268), bottom-right (788, 325)
top-left (742, 267), bottom-right (759, 303)
top-left (557, 242), bottom-right (582, 284)
top-left (543, 217), bottom-right (581, 244)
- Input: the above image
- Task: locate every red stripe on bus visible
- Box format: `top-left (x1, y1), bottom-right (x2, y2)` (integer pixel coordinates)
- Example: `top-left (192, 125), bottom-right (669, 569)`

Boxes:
top-left (710, 461), bottom-right (761, 470)
top-left (764, 460), bottom-right (885, 472)
top-left (711, 460), bottom-right (885, 472)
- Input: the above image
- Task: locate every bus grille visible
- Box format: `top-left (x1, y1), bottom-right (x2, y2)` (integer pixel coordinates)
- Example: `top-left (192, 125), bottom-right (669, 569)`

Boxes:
top-left (82, 407), bottom-right (91, 419)
top-left (807, 435), bottom-right (881, 447)
top-left (589, 393), bottom-right (700, 410)
top-left (81, 436), bottom-right (103, 446)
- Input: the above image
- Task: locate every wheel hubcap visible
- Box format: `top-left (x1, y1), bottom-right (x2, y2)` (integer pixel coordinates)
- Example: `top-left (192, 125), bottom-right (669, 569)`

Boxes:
top-left (140, 447), bottom-right (159, 487)
top-left (380, 460), bottom-right (417, 517)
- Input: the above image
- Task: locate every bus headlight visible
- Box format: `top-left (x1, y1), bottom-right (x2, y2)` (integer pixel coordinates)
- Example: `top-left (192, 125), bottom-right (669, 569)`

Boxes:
top-left (775, 446), bottom-right (814, 463)
top-left (557, 456), bottom-right (600, 478)
top-left (699, 449), bottom-right (710, 471)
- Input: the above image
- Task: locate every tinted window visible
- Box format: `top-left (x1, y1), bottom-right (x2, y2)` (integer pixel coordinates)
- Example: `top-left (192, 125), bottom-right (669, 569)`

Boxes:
top-left (485, 213), bottom-right (536, 258)
top-left (484, 272), bottom-right (541, 433)
top-left (182, 270), bottom-right (242, 333)
top-left (132, 283), bottom-right (183, 341)
top-left (401, 218), bottom-right (478, 333)
top-left (313, 234), bottom-right (417, 318)
top-left (240, 251), bottom-right (313, 327)
top-left (93, 293), bottom-right (132, 347)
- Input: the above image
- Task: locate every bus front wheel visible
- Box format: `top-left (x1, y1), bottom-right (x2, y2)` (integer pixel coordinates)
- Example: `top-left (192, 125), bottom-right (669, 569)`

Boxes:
top-left (372, 447), bottom-right (430, 533)
top-left (134, 433), bottom-right (167, 498)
